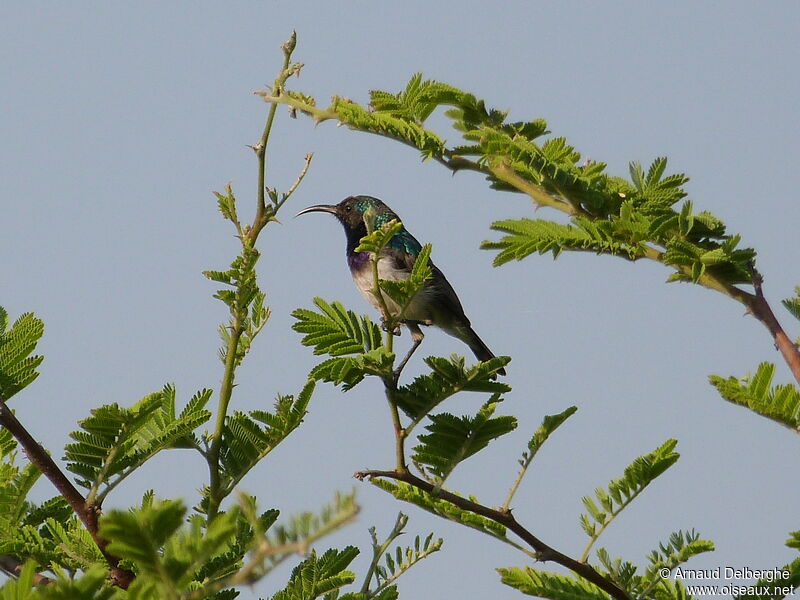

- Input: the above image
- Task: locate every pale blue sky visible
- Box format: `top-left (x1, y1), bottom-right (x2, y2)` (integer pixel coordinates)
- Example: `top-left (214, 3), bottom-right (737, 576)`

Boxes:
top-left (2, 2), bottom-right (799, 598)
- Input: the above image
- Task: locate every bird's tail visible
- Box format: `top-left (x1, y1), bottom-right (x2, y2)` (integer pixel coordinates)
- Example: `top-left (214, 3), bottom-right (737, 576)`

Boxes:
top-left (454, 324), bottom-right (506, 376)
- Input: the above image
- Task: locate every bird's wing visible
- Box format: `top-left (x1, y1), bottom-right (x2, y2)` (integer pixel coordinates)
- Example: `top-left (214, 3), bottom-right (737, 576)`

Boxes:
top-left (427, 262), bottom-right (470, 324)
top-left (386, 227), bottom-right (470, 324)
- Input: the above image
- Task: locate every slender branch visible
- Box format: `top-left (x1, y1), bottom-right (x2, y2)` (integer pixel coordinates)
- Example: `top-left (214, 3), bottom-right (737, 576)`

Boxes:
top-left (206, 33), bottom-right (311, 520)
top-left (749, 270), bottom-right (800, 385)
top-left (181, 498), bottom-right (359, 600)
top-left (359, 513), bottom-right (407, 596)
top-left (489, 160), bottom-right (580, 215)
top-left (384, 385), bottom-right (407, 474)
top-left (355, 469), bottom-right (631, 600)
top-left (501, 457), bottom-right (531, 513)
top-left (206, 319), bottom-right (243, 519)
top-left (0, 401), bottom-right (134, 588)
top-left (249, 32), bottom-right (298, 244)
top-left (275, 152), bottom-right (313, 213)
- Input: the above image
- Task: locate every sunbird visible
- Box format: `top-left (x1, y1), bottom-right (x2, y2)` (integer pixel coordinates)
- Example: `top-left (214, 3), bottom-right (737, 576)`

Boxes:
top-left (297, 195), bottom-right (505, 375)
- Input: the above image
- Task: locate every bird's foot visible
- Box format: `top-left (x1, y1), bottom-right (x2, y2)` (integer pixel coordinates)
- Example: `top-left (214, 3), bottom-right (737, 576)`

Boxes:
top-left (381, 318), bottom-right (401, 336)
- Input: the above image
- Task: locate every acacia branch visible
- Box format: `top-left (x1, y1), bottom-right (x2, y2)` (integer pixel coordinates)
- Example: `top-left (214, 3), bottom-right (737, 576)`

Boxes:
top-left (749, 270), bottom-right (800, 385)
top-left (0, 401), bottom-right (134, 588)
top-left (355, 468), bottom-right (630, 600)
top-left (0, 554), bottom-right (51, 586)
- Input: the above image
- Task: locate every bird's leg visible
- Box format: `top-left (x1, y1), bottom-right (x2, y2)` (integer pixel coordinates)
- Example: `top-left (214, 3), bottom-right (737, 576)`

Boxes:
top-left (394, 322), bottom-right (424, 379)
top-left (381, 316), bottom-right (401, 336)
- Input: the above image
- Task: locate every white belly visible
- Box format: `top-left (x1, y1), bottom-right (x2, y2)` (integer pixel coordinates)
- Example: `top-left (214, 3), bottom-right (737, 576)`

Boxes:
top-left (353, 256), bottom-right (433, 322)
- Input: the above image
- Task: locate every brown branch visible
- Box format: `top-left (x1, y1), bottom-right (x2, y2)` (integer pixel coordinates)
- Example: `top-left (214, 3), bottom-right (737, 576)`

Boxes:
top-left (0, 401), bottom-right (134, 589)
top-left (355, 469), bottom-right (630, 600)
top-left (0, 554), bottom-right (51, 586)
top-left (749, 270), bottom-right (800, 385)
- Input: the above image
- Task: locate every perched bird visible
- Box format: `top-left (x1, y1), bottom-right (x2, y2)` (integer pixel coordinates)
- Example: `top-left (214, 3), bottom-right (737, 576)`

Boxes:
top-left (297, 195), bottom-right (505, 375)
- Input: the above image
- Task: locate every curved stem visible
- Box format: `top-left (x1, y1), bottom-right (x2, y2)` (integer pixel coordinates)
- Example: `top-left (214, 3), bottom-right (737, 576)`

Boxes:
top-left (206, 318), bottom-right (243, 519)
top-left (0, 401), bottom-right (134, 588)
top-left (750, 270), bottom-right (800, 385)
top-left (355, 469), bottom-right (630, 600)
top-left (249, 32), bottom-right (297, 243)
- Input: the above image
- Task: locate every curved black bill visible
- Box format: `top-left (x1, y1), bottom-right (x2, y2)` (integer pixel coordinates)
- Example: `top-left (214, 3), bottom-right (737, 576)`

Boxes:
top-left (295, 204), bottom-right (337, 217)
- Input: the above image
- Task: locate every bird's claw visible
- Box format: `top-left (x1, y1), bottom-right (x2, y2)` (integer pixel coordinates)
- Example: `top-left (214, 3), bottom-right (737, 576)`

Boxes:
top-left (380, 318), bottom-right (401, 336)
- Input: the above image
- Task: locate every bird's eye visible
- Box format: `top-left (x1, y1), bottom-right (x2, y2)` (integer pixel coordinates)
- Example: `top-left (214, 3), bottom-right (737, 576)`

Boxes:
top-left (345, 205), bottom-right (352, 212)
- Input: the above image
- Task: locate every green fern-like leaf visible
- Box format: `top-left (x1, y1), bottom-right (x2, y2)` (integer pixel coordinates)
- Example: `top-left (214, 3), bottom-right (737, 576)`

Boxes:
top-left (782, 287), bottom-right (800, 324)
top-left (526, 406), bottom-right (577, 459)
top-left (366, 513), bottom-right (442, 596)
top-left (380, 532), bottom-right (442, 583)
top-left (64, 385), bottom-right (212, 501)
top-left (333, 99), bottom-right (445, 160)
top-left (508, 406), bottom-right (578, 505)
top-left (638, 530), bottom-right (714, 598)
top-left (0, 310), bottom-right (44, 402)
top-left (497, 566), bottom-right (610, 600)
top-left (412, 399), bottom-right (516, 485)
top-left (293, 298), bottom-right (383, 357)
top-left (395, 354), bottom-right (510, 423)
top-left (355, 218), bottom-right (404, 255)
top-left (710, 363), bottom-right (800, 431)
top-left (272, 547), bottom-right (359, 600)
top-left (101, 500), bottom-right (241, 595)
top-left (268, 491), bottom-right (359, 553)
top-left (580, 440), bottom-right (679, 548)
top-left (734, 555), bottom-right (800, 600)
top-left (378, 244), bottom-right (433, 311)
top-left (481, 218), bottom-right (640, 266)
top-left (308, 348), bottom-right (395, 391)
top-left (369, 478), bottom-right (507, 540)
top-left (101, 499), bottom-right (186, 572)
top-left (35, 564), bottom-right (112, 600)
top-left (218, 380), bottom-right (312, 491)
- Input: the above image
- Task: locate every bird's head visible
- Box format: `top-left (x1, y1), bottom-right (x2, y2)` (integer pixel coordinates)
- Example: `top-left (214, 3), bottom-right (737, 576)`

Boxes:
top-left (296, 195), bottom-right (398, 233)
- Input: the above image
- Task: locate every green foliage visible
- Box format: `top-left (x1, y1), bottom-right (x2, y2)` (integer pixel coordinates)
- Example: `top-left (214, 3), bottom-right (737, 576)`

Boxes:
top-left (293, 299), bottom-right (383, 357)
top-left (394, 355), bottom-right (510, 423)
top-left (373, 532), bottom-right (441, 592)
top-left (377, 244), bottom-right (433, 315)
top-left (0, 430), bottom-right (99, 574)
top-left (412, 399), bottom-right (516, 487)
top-left (640, 530), bottom-right (714, 596)
top-left (364, 513), bottom-right (442, 599)
top-left (502, 406), bottom-right (578, 509)
top-left (0, 561), bottom-right (39, 600)
top-left (64, 385), bottom-right (212, 502)
top-left (481, 217), bottom-right (644, 265)
top-left (37, 565), bottom-right (113, 600)
top-left (292, 298), bottom-right (394, 389)
top-left (99, 499), bottom-right (252, 598)
top-left (268, 491), bottom-right (359, 554)
top-left (369, 478), bottom-right (507, 541)
top-left (217, 381), bottom-right (313, 495)
top-left (580, 440), bottom-right (680, 559)
top-left (498, 529), bottom-right (714, 600)
top-left (498, 566), bottom-right (610, 600)
top-left (355, 214), bottom-right (433, 328)
top-left (0, 308), bottom-right (44, 402)
top-left (523, 406), bottom-right (577, 463)
top-left (783, 287), bottom-right (800, 324)
top-left (333, 99), bottom-right (445, 161)
top-left (204, 185), bottom-right (271, 366)
top-left (274, 73), bottom-right (758, 295)
top-left (355, 219), bottom-right (405, 255)
top-left (710, 363), bottom-right (800, 431)
top-left (734, 557), bottom-right (800, 600)
top-left (272, 547), bottom-right (359, 600)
